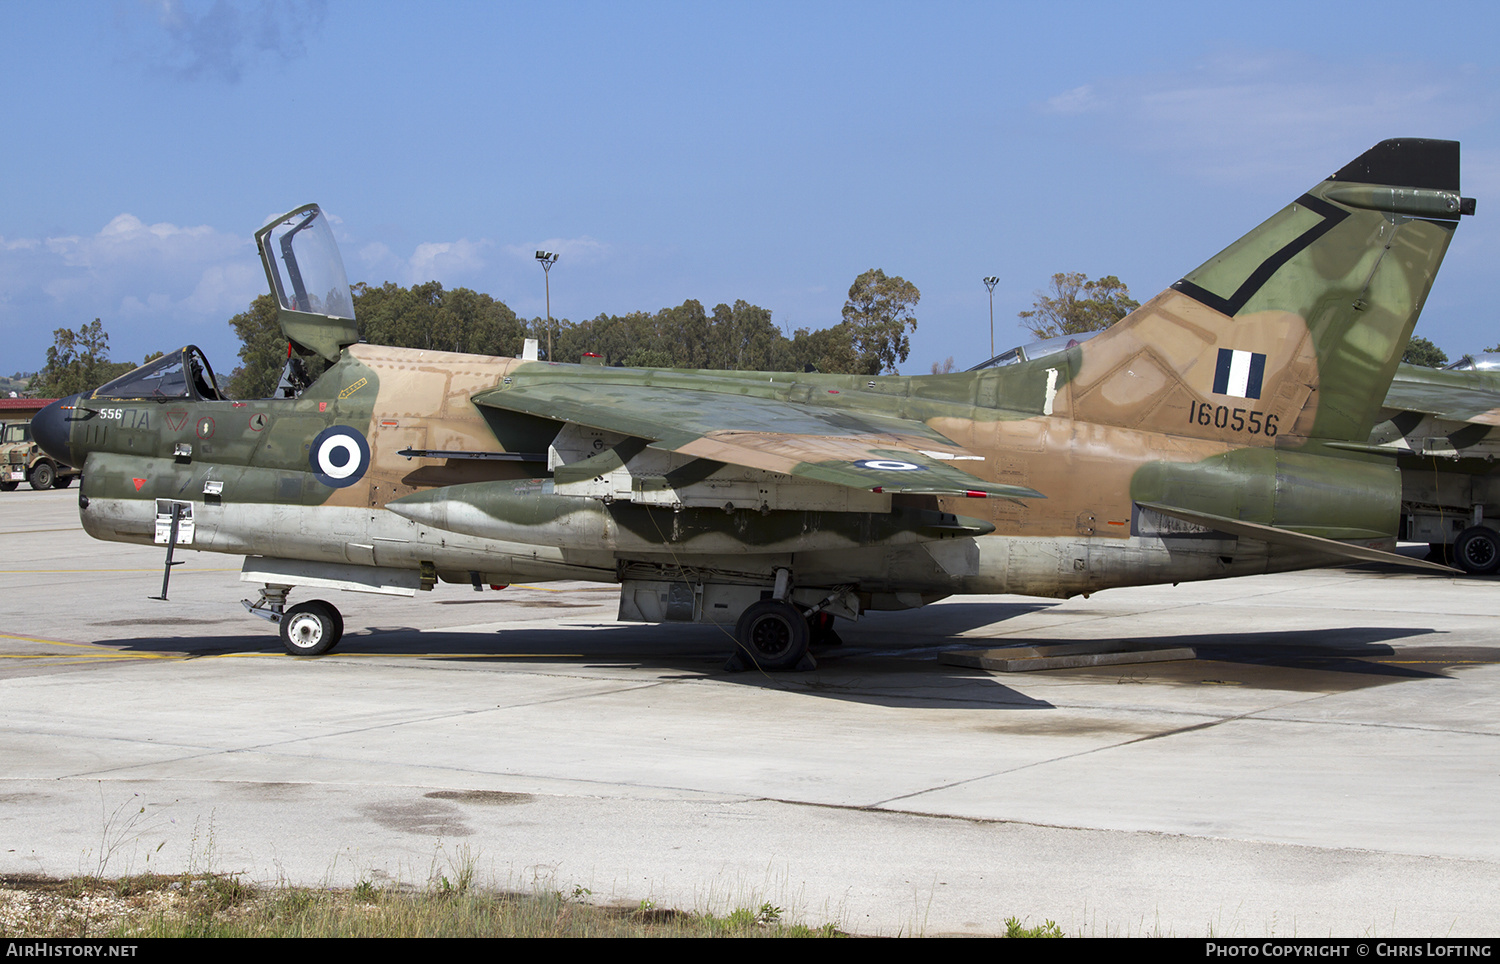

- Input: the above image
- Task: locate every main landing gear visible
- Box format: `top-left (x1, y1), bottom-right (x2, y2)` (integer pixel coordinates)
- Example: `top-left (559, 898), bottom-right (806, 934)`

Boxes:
top-left (244, 586), bottom-right (345, 656)
top-left (1453, 526), bottom-right (1500, 576)
top-left (726, 568), bottom-right (842, 673)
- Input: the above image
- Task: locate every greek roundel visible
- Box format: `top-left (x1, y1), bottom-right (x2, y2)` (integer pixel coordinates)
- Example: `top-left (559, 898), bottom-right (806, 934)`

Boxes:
top-left (853, 459), bottom-right (924, 472)
top-left (309, 426), bottom-right (370, 488)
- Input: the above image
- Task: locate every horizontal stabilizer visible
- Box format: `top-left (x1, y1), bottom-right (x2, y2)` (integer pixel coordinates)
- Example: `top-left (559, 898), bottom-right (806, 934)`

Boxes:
top-left (1136, 501), bottom-right (1458, 574)
top-left (1382, 368), bottom-right (1500, 426)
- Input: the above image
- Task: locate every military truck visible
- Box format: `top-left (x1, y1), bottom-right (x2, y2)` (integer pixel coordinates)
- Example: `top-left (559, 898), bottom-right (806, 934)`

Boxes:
top-left (0, 420), bottom-right (78, 491)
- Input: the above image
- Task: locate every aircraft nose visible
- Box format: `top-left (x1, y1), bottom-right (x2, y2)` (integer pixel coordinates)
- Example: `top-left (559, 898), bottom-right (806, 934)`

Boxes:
top-left (32, 394), bottom-right (77, 468)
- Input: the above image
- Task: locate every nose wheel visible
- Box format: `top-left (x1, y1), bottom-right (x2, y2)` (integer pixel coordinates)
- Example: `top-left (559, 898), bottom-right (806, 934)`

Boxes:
top-left (279, 600), bottom-right (344, 656)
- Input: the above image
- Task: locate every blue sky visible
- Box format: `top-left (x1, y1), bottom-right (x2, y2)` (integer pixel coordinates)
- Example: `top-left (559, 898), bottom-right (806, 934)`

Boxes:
top-left (3, 0), bottom-right (1498, 376)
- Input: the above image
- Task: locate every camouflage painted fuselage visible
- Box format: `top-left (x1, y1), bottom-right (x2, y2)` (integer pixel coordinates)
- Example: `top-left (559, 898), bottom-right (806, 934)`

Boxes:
top-left (49, 137), bottom-right (1470, 628)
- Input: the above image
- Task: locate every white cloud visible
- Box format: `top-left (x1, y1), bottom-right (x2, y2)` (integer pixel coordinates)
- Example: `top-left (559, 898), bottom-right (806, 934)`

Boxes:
top-left (1045, 84), bottom-right (1097, 115)
top-left (1040, 51), bottom-right (1495, 186)
top-left (140, 0), bottom-right (329, 84)
top-left (409, 239), bottom-right (492, 284)
top-left (0, 214), bottom-right (263, 365)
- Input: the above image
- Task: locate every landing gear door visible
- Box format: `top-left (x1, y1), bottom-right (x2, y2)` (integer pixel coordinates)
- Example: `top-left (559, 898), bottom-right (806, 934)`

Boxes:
top-left (154, 500), bottom-right (195, 546)
top-left (256, 204), bottom-right (360, 364)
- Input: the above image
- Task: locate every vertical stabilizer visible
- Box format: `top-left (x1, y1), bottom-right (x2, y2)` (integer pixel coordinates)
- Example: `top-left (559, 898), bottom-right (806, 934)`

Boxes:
top-left (1063, 138), bottom-right (1471, 445)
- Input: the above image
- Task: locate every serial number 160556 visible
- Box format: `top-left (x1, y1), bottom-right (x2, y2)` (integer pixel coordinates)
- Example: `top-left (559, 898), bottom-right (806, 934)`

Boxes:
top-left (1188, 401), bottom-right (1279, 436)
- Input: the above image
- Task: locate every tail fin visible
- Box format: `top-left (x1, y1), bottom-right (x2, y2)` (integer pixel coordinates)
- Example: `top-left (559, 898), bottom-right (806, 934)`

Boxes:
top-left (1064, 138), bottom-right (1471, 444)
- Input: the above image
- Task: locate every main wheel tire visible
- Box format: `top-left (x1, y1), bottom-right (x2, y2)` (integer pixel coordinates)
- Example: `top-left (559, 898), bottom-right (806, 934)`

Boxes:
top-left (325, 604), bottom-right (345, 651)
top-left (734, 600), bottom-right (811, 671)
top-left (28, 462), bottom-right (54, 491)
top-left (280, 600), bottom-right (343, 656)
top-left (0, 481), bottom-right (16, 492)
top-left (54, 475), bottom-right (72, 489)
top-left (1453, 526), bottom-right (1500, 575)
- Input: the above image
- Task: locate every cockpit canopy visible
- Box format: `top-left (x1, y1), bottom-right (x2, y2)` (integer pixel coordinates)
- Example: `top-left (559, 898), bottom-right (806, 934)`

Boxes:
top-left (259, 206), bottom-right (355, 320)
top-left (1445, 352), bottom-right (1500, 372)
top-left (967, 331), bottom-right (1099, 372)
top-left (255, 203), bottom-right (359, 363)
top-left (93, 346), bottom-right (223, 401)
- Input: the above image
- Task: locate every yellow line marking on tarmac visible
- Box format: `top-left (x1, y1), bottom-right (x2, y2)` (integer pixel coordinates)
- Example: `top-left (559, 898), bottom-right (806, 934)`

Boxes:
top-left (0, 527), bottom-right (88, 534)
top-left (0, 633), bottom-right (108, 648)
top-left (0, 633), bottom-right (185, 658)
top-left (0, 632), bottom-right (582, 662)
top-left (0, 568), bottom-right (240, 573)
top-left (1376, 659), bottom-right (1498, 665)
top-left (0, 653), bottom-right (183, 660)
top-left (315, 652), bottom-right (586, 659)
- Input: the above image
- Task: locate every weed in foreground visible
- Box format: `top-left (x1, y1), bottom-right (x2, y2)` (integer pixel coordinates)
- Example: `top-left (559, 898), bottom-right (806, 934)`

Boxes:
top-left (0, 875), bottom-right (849, 938)
top-left (1004, 915), bottom-right (1064, 938)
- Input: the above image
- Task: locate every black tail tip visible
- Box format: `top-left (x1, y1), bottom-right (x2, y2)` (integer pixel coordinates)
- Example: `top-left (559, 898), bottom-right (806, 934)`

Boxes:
top-left (1332, 138), bottom-right (1460, 192)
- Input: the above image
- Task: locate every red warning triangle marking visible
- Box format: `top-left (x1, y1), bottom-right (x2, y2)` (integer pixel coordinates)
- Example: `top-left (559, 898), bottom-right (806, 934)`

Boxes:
top-left (165, 412), bottom-right (188, 431)
top-left (133, 478), bottom-right (145, 491)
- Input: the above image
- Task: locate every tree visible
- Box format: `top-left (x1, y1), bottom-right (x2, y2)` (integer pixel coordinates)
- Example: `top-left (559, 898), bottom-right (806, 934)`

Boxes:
top-left (226, 294), bottom-right (287, 399)
top-left (1018, 272), bottom-right (1139, 339)
top-left (841, 269), bottom-right (919, 375)
top-left (222, 278), bottom-right (883, 383)
top-left (1402, 336), bottom-right (1449, 368)
top-left (30, 319), bottom-right (137, 397)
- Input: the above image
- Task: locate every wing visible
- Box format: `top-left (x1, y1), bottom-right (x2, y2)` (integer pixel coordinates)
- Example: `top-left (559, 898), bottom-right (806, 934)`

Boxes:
top-left (471, 375), bottom-right (1043, 501)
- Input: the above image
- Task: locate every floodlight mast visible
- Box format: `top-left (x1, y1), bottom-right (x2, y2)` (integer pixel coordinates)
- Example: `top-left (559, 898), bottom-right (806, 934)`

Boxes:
top-left (983, 276), bottom-right (999, 359)
top-left (535, 250), bottom-right (559, 361)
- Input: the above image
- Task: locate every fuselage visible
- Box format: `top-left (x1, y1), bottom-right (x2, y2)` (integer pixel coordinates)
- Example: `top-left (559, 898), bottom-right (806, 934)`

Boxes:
top-left (55, 339), bottom-right (1393, 607)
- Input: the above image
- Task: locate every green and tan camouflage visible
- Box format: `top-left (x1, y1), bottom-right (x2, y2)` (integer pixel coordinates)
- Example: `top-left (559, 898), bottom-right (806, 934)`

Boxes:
top-left (33, 138), bottom-right (1475, 669)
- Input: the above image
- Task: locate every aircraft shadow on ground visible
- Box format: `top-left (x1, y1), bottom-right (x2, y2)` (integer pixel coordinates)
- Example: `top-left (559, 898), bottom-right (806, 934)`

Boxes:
top-left (80, 610), bottom-right (1465, 710)
top-left (925, 625), bottom-right (1454, 693)
top-left (86, 600), bottom-right (1057, 658)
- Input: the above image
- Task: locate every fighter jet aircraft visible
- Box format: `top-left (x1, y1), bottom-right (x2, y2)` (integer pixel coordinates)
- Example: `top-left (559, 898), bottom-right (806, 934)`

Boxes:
top-left (33, 138), bottom-right (1474, 670)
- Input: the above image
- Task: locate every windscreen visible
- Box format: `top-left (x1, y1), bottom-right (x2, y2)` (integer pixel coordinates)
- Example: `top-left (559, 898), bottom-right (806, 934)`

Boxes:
top-left (93, 347), bottom-right (222, 400)
top-left (95, 352), bottom-right (190, 399)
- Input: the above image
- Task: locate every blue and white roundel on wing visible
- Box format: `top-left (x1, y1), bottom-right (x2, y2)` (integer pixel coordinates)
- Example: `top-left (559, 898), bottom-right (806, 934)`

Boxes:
top-left (309, 426), bottom-right (370, 488)
top-left (853, 459), bottom-right (924, 472)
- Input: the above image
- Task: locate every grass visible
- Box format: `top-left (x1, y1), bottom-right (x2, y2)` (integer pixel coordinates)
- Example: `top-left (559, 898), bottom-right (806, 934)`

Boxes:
top-left (0, 873), bottom-right (850, 938)
top-left (1005, 915), bottom-right (1064, 938)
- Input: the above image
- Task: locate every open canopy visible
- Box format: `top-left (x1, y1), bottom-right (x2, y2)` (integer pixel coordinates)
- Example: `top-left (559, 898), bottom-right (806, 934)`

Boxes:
top-left (256, 203), bottom-right (360, 363)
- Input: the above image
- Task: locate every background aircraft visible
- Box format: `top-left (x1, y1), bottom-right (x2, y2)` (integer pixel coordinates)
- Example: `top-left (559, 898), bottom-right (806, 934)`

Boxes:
top-left (1374, 355), bottom-right (1500, 572)
top-left (34, 138), bottom-right (1473, 670)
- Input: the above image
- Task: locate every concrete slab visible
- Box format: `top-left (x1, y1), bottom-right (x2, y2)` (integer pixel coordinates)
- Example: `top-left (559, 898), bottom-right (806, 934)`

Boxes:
top-left (1, 487), bottom-right (1497, 936)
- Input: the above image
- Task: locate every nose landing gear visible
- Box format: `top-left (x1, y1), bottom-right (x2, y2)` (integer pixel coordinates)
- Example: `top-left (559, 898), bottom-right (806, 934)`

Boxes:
top-left (244, 585), bottom-right (345, 656)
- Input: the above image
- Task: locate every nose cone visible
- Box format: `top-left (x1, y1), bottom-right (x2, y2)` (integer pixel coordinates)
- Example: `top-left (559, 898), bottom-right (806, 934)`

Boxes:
top-left (32, 394), bottom-right (78, 467)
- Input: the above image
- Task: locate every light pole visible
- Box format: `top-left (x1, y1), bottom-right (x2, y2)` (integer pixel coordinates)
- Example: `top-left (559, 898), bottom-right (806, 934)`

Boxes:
top-left (535, 250), bottom-right (559, 360)
top-left (983, 276), bottom-right (999, 359)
